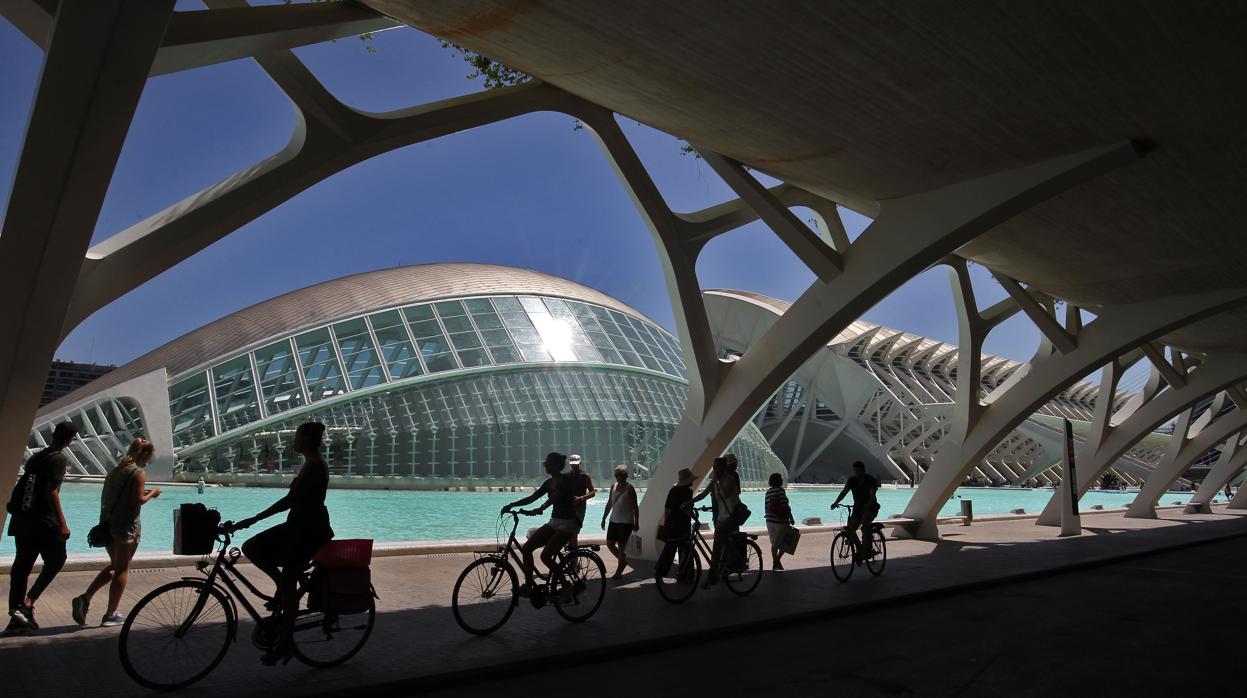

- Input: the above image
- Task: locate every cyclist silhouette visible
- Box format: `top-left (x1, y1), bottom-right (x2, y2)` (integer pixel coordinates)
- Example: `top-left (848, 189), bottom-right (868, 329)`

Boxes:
top-left (233, 421), bottom-right (334, 665)
top-left (832, 461), bottom-right (880, 562)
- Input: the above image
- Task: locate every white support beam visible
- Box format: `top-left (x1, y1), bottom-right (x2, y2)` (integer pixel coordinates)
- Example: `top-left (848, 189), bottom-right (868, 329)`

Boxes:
top-left (1128, 409), bottom-right (1247, 518)
top-left (902, 284), bottom-right (1247, 539)
top-left (0, 0), bottom-right (175, 530)
top-left (1186, 435), bottom-right (1246, 513)
top-left (993, 273), bottom-right (1077, 354)
top-left (624, 140), bottom-right (1144, 557)
top-left (696, 148), bottom-right (844, 281)
top-left (1033, 352), bottom-right (1247, 525)
top-left (1141, 341), bottom-right (1187, 389)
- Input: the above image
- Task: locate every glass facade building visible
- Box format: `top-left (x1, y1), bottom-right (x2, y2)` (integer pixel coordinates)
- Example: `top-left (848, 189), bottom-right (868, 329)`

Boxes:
top-left (28, 265), bottom-right (784, 488)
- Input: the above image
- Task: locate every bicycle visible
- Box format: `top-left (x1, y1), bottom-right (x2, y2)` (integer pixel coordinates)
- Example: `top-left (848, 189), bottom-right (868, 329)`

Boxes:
top-left (829, 503), bottom-right (887, 582)
top-left (654, 506), bottom-right (764, 604)
top-left (451, 510), bottom-right (607, 635)
top-left (119, 523), bottom-right (376, 690)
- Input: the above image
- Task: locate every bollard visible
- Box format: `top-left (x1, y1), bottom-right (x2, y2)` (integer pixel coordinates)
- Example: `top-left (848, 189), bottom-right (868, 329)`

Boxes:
top-left (802, 517), bottom-right (822, 526)
top-left (960, 499), bottom-right (973, 525)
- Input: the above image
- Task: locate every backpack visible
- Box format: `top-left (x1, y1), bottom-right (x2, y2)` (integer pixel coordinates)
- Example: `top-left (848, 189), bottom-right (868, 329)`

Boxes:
top-left (5, 471), bottom-right (32, 516)
top-left (5, 451), bottom-right (46, 517)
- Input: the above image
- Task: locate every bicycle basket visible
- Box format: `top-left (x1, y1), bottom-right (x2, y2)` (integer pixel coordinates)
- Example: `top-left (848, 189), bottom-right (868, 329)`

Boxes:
top-left (313, 539), bottom-right (373, 568)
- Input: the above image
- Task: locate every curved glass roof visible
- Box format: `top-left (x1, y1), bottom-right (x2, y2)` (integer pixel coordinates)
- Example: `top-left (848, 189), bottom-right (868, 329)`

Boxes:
top-left (169, 294), bottom-right (688, 451)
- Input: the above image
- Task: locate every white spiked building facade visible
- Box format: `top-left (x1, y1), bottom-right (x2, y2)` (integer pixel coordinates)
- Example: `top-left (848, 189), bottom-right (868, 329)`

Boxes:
top-left (708, 290), bottom-right (1175, 487)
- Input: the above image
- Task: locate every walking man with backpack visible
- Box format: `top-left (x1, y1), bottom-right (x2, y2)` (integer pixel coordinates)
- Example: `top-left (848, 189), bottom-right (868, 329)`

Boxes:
top-left (6, 421), bottom-right (77, 634)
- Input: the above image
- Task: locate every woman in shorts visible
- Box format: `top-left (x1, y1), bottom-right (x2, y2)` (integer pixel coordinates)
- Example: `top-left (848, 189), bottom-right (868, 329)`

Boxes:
top-left (764, 473), bottom-right (794, 570)
top-left (600, 465), bottom-right (639, 579)
top-left (502, 452), bottom-right (578, 594)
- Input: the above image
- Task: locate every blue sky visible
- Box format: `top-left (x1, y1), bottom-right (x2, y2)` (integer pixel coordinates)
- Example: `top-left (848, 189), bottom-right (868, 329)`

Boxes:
top-left (0, 9), bottom-right (1040, 368)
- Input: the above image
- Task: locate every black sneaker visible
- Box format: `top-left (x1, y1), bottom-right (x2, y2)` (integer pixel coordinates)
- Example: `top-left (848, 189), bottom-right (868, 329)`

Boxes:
top-left (3, 618), bottom-right (26, 636)
top-left (11, 606), bottom-right (37, 630)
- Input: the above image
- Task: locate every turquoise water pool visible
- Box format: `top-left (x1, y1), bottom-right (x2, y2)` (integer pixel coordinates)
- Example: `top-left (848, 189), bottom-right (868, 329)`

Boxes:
top-left (0, 483), bottom-right (1190, 558)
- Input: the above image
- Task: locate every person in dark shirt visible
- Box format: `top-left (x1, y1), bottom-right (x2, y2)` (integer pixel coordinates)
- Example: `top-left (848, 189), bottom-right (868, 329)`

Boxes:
top-left (234, 422), bottom-right (333, 664)
top-left (6, 421), bottom-right (77, 634)
top-left (502, 452), bottom-right (578, 595)
top-left (654, 468), bottom-right (696, 578)
top-left (566, 454), bottom-right (595, 547)
top-left (832, 461), bottom-right (881, 562)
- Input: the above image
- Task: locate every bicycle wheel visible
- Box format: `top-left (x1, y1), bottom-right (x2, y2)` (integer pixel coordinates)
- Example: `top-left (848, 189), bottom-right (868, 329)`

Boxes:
top-left (655, 542), bottom-right (701, 604)
top-left (120, 580), bottom-right (235, 690)
top-left (553, 549), bottom-right (607, 623)
top-left (452, 556), bottom-right (518, 635)
top-left (290, 586), bottom-right (376, 668)
top-left (724, 538), bottom-right (764, 597)
top-left (830, 532), bottom-right (855, 582)
top-left (866, 529), bottom-right (887, 576)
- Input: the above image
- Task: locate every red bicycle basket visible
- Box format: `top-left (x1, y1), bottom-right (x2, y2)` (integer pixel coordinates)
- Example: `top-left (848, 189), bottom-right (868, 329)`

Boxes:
top-left (313, 539), bottom-right (373, 567)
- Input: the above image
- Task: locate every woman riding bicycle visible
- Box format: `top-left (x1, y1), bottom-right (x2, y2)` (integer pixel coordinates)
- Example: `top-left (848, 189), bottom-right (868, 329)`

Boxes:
top-left (232, 421), bottom-right (334, 664)
top-left (501, 452), bottom-right (577, 595)
top-left (691, 455), bottom-right (741, 588)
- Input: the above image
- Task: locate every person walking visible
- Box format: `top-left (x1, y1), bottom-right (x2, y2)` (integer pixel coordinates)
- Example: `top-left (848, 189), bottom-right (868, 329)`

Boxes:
top-left (232, 421), bottom-right (334, 665)
top-left (765, 473), bottom-right (794, 570)
top-left (5, 421), bottom-right (77, 634)
top-left (72, 438), bottom-right (160, 628)
top-left (600, 465), bottom-right (639, 579)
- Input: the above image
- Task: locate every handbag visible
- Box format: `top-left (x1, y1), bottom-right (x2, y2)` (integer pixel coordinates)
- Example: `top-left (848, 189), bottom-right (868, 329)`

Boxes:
top-left (728, 501), bottom-right (751, 527)
top-left (778, 525), bottom-right (801, 555)
top-left (89, 469), bottom-right (135, 548)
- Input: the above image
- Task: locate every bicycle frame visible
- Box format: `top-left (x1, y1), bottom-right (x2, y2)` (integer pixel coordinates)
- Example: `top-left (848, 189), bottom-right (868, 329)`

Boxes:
top-left (176, 527), bottom-right (319, 639)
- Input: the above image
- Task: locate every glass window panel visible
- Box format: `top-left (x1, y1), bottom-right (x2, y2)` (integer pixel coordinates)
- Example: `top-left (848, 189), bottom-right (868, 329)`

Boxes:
top-left (212, 355), bottom-right (260, 432)
top-left (369, 310), bottom-right (423, 381)
top-left (519, 296), bottom-right (547, 313)
top-left (542, 297), bottom-right (574, 318)
top-left (449, 331), bottom-right (483, 350)
top-left (254, 339), bottom-right (305, 416)
top-left (620, 350), bottom-right (645, 368)
top-left (457, 348), bottom-right (491, 367)
top-left (598, 347), bottom-right (623, 364)
top-left (573, 345), bottom-right (603, 363)
top-left (404, 305), bottom-right (459, 373)
top-left (500, 311), bottom-right (533, 329)
top-left (439, 314), bottom-right (474, 334)
top-left (489, 345), bottom-right (522, 364)
top-left (420, 337), bottom-right (458, 373)
top-left (404, 304), bottom-right (435, 322)
top-left (508, 327), bottom-right (541, 343)
top-left (296, 327), bottom-right (346, 401)
top-left (168, 372), bottom-right (213, 448)
top-left (435, 300), bottom-right (466, 317)
top-left (471, 311), bottom-right (503, 330)
top-left (492, 296), bottom-right (522, 312)
top-left (464, 298), bottom-right (494, 314)
top-left (528, 311), bottom-right (578, 362)
top-left (640, 354), bottom-right (662, 371)
top-left (479, 328), bottom-right (514, 347)
top-left (519, 344), bottom-right (552, 362)
top-left (333, 317), bottom-right (386, 390)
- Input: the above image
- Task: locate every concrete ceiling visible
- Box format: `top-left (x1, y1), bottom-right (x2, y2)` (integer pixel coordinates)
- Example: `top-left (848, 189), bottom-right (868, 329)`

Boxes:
top-left (365, 0), bottom-right (1247, 353)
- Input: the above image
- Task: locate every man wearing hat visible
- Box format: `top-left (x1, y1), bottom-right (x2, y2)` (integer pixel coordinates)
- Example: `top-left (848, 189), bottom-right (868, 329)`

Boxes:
top-left (567, 454), bottom-right (595, 547)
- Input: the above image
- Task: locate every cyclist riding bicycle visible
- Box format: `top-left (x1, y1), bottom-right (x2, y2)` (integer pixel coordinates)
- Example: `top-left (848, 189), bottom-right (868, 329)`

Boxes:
top-left (231, 421), bottom-right (333, 665)
top-left (501, 452), bottom-right (577, 596)
top-left (831, 461), bottom-right (880, 562)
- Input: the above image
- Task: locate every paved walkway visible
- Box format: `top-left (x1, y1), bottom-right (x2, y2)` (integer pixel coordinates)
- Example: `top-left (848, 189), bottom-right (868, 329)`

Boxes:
top-left (2, 508), bottom-right (1244, 697)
